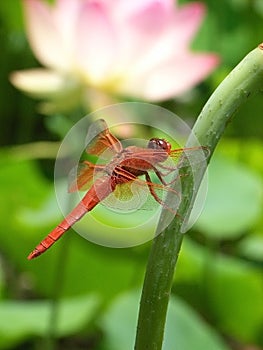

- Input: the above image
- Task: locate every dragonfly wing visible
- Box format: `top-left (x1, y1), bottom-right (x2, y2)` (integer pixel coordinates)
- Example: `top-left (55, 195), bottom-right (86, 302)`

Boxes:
top-left (169, 146), bottom-right (210, 168)
top-left (85, 119), bottom-right (123, 158)
top-left (102, 180), bottom-right (150, 212)
top-left (101, 172), bottom-right (181, 214)
top-left (68, 161), bottom-right (105, 193)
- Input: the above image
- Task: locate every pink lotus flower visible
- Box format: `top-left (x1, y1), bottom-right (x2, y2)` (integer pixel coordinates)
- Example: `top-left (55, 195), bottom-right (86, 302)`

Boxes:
top-left (11, 0), bottom-right (219, 110)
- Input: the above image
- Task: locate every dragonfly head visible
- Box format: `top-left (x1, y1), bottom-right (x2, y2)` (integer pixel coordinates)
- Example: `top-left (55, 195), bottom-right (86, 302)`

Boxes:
top-left (148, 138), bottom-right (171, 154)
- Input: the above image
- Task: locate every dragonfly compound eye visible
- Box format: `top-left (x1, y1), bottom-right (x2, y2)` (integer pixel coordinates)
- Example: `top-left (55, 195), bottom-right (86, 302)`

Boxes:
top-left (148, 138), bottom-right (171, 153)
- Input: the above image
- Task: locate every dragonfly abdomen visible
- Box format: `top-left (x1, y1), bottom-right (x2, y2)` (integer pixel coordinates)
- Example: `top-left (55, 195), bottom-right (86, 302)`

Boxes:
top-left (27, 176), bottom-right (114, 260)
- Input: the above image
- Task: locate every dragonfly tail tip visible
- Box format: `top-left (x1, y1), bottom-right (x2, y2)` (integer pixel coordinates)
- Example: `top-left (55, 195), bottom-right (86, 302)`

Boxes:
top-left (27, 249), bottom-right (39, 260)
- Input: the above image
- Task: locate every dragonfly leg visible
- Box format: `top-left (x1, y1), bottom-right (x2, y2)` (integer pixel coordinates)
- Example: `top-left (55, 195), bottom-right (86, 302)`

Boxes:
top-left (150, 166), bottom-right (169, 186)
top-left (145, 172), bottom-right (164, 206)
top-left (144, 172), bottom-right (180, 214)
top-left (152, 165), bottom-right (187, 186)
top-left (157, 163), bottom-right (179, 171)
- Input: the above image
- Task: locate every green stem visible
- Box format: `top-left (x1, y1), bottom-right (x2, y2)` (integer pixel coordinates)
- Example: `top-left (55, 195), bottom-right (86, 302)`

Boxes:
top-left (134, 44), bottom-right (263, 350)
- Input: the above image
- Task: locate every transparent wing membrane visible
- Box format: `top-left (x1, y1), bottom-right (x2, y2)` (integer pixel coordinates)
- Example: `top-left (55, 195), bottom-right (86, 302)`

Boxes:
top-left (68, 161), bottom-right (105, 193)
top-left (85, 119), bottom-right (122, 158)
top-left (170, 146), bottom-right (210, 168)
top-left (101, 167), bottom-right (181, 214)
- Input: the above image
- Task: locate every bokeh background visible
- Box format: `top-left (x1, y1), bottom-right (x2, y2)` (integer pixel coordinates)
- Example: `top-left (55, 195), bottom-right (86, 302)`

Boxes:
top-left (1, 0), bottom-right (263, 349)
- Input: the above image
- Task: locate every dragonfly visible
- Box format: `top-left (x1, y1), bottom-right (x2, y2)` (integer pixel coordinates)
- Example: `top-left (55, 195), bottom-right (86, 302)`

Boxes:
top-left (27, 119), bottom-right (209, 260)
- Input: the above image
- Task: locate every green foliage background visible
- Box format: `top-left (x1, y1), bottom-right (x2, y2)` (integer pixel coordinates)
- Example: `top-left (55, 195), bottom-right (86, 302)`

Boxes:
top-left (0, 0), bottom-right (263, 349)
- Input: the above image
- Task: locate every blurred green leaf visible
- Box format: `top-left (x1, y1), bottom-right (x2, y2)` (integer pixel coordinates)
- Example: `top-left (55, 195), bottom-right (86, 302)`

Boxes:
top-left (254, 0), bottom-right (263, 16)
top-left (53, 236), bottom-right (145, 300)
top-left (217, 138), bottom-right (263, 175)
top-left (0, 294), bottom-right (99, 349)
top-left (176, 239), bottom-right (263, 342)
top-left (206, 254), bottom-right (263, 341)
top-left (163, 296), bottom-right (230, 350)
top-left (45, 114), bottom-right (75, 138)
top-left (0, 155), bottom-right (54, 260)
top-left (18, 190), bottom-right (62, 227)
top-left (99, 290), bottom-right (230, 350)
top-left (0, 0), bottom-right (23, 32)
top-left (173, 238), bottom-right (206, 285)
top-left (0, 261), bottom-right (4, 299)
top-left (237, 234), bottom-right (263, 262)
top-left (196, 155), bottom-right (262, 238)
top-left (0, 155), bottom-right (144, 300)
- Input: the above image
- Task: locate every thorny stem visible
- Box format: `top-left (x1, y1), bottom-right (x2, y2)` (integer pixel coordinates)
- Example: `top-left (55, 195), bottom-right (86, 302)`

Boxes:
top-left (134, 44), bottom-right (263, 350)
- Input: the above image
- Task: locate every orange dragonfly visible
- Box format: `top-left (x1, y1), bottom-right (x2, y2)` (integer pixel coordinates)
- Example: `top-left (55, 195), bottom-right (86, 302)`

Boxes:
top-left (27, 119), bottom-right (209, 260)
